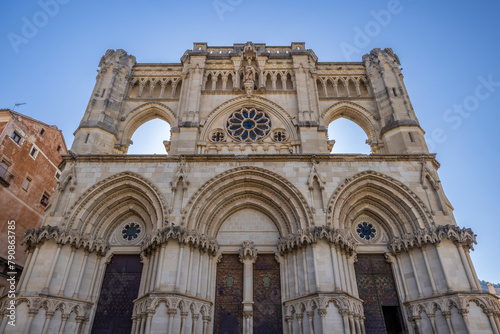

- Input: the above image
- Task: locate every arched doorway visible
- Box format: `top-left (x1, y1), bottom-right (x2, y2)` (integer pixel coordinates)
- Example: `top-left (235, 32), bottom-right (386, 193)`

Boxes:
top-left (214, 208), bottom-right (283, 334)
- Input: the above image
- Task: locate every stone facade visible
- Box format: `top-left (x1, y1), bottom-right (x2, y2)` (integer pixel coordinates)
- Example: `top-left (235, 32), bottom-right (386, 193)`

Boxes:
top-left (1, 42), bottom-right (499, 334)
top-left (0, 109), bottom-right (67, 297)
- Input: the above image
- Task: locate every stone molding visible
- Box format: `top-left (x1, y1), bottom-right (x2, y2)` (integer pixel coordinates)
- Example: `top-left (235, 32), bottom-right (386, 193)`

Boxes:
top-left (21, 225), bottom-right (108, 256)
top-left (278, 226), bottom-right (356, 255)
top-left (132, 293), bottom-right (212, 319)
top-left (389, 224), bottom-right (477, 254)
top-left (405, 292), bottom-right (500, 323)
top-left (0, 294), bottom-right (92, 323)
top-left (140, 226), bottom-right (219, 256)
top-left (283, 292), bottom-right (364, 320)
top-left (60, 152), bottom-right (440, 166)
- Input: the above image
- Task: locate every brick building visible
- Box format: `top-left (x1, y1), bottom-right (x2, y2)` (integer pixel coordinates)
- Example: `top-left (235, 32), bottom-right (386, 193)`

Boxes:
top-left (0, 109), bottom-right (67, 296)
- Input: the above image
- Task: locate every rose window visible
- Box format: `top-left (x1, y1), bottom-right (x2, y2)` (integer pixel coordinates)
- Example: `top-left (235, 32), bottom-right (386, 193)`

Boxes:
top-left (226, 108), bottom-right (271, 142)
top-left (122, 222), bottom-right (141, 241)
top-left (356, 222), bottom-right (376, 240)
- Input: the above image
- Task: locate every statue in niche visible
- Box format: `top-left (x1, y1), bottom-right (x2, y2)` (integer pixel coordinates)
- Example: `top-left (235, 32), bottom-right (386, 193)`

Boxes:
top-left (244, 58), bottom-right (256, 84)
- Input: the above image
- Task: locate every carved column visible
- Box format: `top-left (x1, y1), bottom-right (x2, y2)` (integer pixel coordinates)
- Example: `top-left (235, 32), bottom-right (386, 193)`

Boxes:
top-left (40, 311), bottom-right (54, 334)
top-left (348, 313), bottom-right (355, 334)
top-left (43, 243), bottom-right (62, 293)
top-left (185, 246), bottom-right (194, 295)
top-left (293, 251), bottom-right (300, 296)
top-left (340, 309), bottom-right (350, 333)
top-left (296, 313), bottom-right (304, 334)
top-left (75, 316), bottom-right (85, 334)
top-left (58, 246), bottom-right (75, 295)
top-left (202, 315), bottom-right (211, 334)
top-left (485, 310), bottom-right (500, 334)
top-left (159, 81), bottom-right (167, 98)
top-left (87, 254), bottom-right (102, 300)
top-left (306, 311), bottom-right (315, 334)
top-left (20, 245), bottom-right (40, 292)
top-left (434, 242), bottom-right (452, 291)
top-left (411, 315), bottom-right (423, 334)
top-left (442, 311), bottom-right (455, 334)
top-left (420, 246), bottom-right (438, 295)
top-left (145, 310), bottom-right (155, 334)
top-left (395, 253), bottom-right (411, 301)
top-left (427, 314), bottom-right (438, 334)
top-left (330, 244), bottom-right (342, 291)
top-left (57, 313), bottom-right (70, 334)
top-left (407, 249), bottom-right (424, 298)
top-left (155, 244), bottom-right (166, 290)
top-left (239, 241), bottom-right (257, 334)
top-left (175, 244), bottom-right (185, 292)
top-left (285, 315), bottom-right (293, 334)
top-left (318, 309), bottom-right (327, 333)
top-left (180, 311), bottom-right (189, 334)
top-left (301, 248), bottom-right (310, 294)
top-left (72, 250), bottom-right (89, 299)
top-left (456, 243), bottom-right (477, 291)
top-left (283, 253), bottom-right (290, 299)
top-left (458, 309), bottom-right (472, 334)
top-left (332, 79), bottom-right (339, 97)
top-left (196, 251), bottom-right (204, 297)
top-left (191, 313), bottom-right (199, 334)
top-left (167, 308), bottom-right (177, 334)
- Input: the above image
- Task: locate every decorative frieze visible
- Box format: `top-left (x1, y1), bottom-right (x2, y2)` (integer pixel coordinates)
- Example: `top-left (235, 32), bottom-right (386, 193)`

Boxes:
top-left (278, 226), bottom-right (356, 255)
top-left (21, 225), bottom-right (108, 256)
top-left (141, 226), bottom-right (219, 256)
top-left (389, 224), bottom-right (477, 254)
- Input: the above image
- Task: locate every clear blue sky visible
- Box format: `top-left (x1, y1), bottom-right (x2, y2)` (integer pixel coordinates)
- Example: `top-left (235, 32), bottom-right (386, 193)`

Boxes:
top-left (1, 0), bottom-right (499, 283)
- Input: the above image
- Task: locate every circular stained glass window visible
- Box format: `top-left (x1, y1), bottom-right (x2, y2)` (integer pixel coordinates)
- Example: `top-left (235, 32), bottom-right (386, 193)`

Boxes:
top-left (122, 222), bottom-right (141, 241)
top-left (356, 222), bottom-right (376, 240)
top-left (226, 108), bottom-right (271, 142)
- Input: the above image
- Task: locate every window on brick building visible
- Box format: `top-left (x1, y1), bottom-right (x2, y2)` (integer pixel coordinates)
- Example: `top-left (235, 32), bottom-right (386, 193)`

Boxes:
top-left (57, 145), bottom-right (61, 152)
top-left (55, 171), bottom-right (61, 179)
top-left (11, 131), bottom-right (21, 144)
top-left (40, 128), bottom-right (45, 136)
top-left (30, 147), bottom-right (39, 158)
top-left (22, 177), bottom-right (32, 191)
top-left (40, 192), bottom-right (50, 207)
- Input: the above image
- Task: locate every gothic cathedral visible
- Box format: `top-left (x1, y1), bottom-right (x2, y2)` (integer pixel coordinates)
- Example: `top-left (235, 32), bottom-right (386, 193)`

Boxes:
top-left (2, 42), bottom-right (499, 334)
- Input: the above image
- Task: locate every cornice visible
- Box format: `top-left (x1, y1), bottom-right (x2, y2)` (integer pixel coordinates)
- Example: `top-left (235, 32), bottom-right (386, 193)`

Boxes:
top-left (61, 153), bottom-right (439, 168)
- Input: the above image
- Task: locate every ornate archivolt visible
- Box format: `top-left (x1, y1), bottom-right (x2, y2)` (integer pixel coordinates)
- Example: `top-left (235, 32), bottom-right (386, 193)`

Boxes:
top-left (65, 171), bottom-right (167, 238)
top-left (181, 166), bottom-right (314, 236)
top-left (327, 170), bottom-right (434, 234)
top-left (116, 102), bottom-right (177, 152)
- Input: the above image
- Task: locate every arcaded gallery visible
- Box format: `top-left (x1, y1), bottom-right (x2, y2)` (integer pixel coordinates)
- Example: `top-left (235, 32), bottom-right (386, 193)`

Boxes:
top-left (1, 42), bottom-right (499, 334)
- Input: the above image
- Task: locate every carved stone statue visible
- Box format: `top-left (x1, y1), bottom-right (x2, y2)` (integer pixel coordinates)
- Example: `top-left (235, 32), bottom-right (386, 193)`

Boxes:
top-left (244, 59), bottom-right (256, 83)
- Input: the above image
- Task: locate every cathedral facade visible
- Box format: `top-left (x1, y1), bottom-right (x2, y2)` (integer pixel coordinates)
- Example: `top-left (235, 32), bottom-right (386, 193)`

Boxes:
top-left (1, 42), bottom-right (499, 334)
